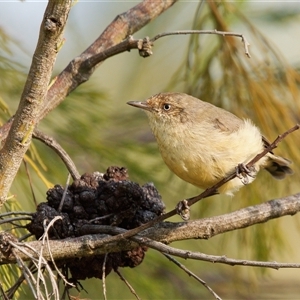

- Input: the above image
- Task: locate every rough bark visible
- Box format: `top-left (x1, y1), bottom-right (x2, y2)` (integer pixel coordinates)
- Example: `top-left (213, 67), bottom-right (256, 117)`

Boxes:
top-left (0, 0), bottom-right (72, 207)
top-left (1, 193), bottom-right (299, 265)
top-left (0, 0), bottom-right (178, 208)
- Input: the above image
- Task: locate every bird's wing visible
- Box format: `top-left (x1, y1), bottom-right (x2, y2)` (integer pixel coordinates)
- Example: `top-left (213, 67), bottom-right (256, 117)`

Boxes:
top-left (212, 107), bottom-right (243, 133)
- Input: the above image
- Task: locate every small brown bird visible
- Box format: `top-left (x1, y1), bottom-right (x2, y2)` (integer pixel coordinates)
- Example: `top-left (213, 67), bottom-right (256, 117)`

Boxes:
top-left (127, 92), bottom-right (292, 195)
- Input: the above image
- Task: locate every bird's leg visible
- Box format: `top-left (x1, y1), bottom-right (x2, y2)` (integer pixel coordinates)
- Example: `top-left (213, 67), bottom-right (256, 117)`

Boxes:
top-left (176, 199), bottom-right (190, 221)
top-left (236, 163), bottom-right (256, 185)
top-left (176, 191), bottom-right (219, 221)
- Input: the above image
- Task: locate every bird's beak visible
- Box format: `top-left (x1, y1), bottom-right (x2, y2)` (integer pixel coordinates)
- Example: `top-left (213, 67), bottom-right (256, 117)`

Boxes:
top-left (127, 101), bottom-right (151, 111)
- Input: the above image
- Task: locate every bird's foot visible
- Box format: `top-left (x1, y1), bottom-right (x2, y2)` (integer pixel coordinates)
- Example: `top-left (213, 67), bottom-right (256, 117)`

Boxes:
top-left (236, 163), bottom-right (256, 185)
top-left (176, 199), bottom-right (190, 221)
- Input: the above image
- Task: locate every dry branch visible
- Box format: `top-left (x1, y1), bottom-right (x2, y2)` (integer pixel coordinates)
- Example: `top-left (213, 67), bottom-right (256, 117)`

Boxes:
top-left (0, 0), bottom-right (72, 207)
top-left (38, 0), bottom-right (178, 121)
top-left (33, 130), bottom-right (80, 181)
top-left (0, 0), bottom-right (259, 209)
top-left (163, 253), bottom-right (222, 300)
top-left (1, 192), bottom-right (300, 265)
top-left (0, 0), bottom-right (178, 208)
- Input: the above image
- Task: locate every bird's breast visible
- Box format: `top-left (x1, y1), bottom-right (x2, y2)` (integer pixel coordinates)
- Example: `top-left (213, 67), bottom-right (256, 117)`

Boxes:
top-left (150, 118), bottom-right (266, 190)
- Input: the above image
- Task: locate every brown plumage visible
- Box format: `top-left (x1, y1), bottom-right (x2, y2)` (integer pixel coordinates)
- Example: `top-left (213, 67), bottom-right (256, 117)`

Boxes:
top-left (128, 92), bottom-right (292, 195)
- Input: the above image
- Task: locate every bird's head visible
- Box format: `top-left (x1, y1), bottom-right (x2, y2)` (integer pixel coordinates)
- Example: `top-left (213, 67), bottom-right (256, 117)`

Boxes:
top-left (127, 92), bottom-right (197, 125)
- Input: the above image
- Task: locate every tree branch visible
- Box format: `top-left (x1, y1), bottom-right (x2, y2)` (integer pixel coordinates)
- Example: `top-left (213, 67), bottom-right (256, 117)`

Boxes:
top-left (0, 0), bottom-right (72, 207)
top-left (163, 253), bottom-right (222, 300)
top-left (82, 29), bottom-right (252, 73)
top-left (1, 193), bottom-right (300, 265)
top-left (38, 0), bottom-right (178, 121)
top-left (33, 129), bottom-right (80, 180)
top-left (0, 1), bottom-right (178, 208)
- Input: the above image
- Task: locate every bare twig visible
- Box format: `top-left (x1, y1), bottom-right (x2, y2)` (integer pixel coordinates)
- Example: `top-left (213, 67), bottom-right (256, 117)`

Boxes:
top-left (33, 129), bottom-right (80, 180)
top-left (102, 254), bottom-right (108, 300)
top-left (0, 281), bottom-right (9, 300)
top-left (88, 213), bottom-right (115, 224)
top-left (82, 193), bottom-right (300, 244)
top-left (83, 29), bottom-right (252, 71)
top-left (19, 233), bottom-right (33, 242)
top-left (75, 223), bottom-right (300, 270)
top-left (38, 0), bottom-right (178, 121)
top-left (151, 29), bottom-right (251, 57)
top-left (8, 241), bottom-right (40, 264)
top-left (163, 253), bottom-right (222, 300)
top-left (22, 238), bottom-right (59, 299)
top-left (37, 218), bottom-right (60, 298)
top-left (5, 265), bottom-right (33, 299)
top-left (133, 236), bottom-right (300, 270)
top-left (115, 269), bottom-right (141, 300)
top-left (0, 216), bottom-right (32, 225)
top-left (2, 193), bottom-right (300, 265)
top-left (23, 159), bottom-right (38, 207)
top-left (58, 173), bottom-right (72, 212)
top-left (42, 217), bottom-right (75, 290)
top-left (12, 249), bottom-right (39, 299)
top-left (0, 211), bottom-right (33, 217)
top-left (6, 217), bottom-right (66, 300)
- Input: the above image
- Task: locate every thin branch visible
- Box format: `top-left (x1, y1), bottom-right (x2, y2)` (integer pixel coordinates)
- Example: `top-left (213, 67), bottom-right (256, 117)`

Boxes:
top-left (0, 211), bottom-right (33, 217)
top-left (88, 193), bottom-right (300, 244)
top-left (33, 129), bottom-right (80, 180)
top-left (131, 235), bottom-right (300, 270)
top-left (151, 29), bottom-right (251, 57)
top-left (38, 217), bottom-right (65, 299)
top-left (0, 127), bottom-right (298, 269)
top-left (2, 192), bottom-right (300, 265)
top-left (0, 281), bottom-right (9, 300)
top-left (115, 269), bottom-right (141, 300)
top-left (58, 173), bottom-right (72, 212)
top-left (5, 263), bottom-right (35, 299)
top-left (16, 238), bottom-right (60, 299)
top-left (23, 159), bottom-right (38, 207)
top-left (74, 219), bottom-right (300, 270)
top-left (0, 216), bottom-right (32, 225)
top-left (102, 254), bottom-right (108, 300)
top-left (78, 225), bottom-right (300, 270)
top-left (38, 0), bottom-right (178, 121)
top-left (83, 29), bottom-right (252, 72)
top-left (7, 241), bottom-right (40, 264)
top-left (163, 253), bottom-right (222, 300)
top-left (12, 249), bottom-right (39, 300)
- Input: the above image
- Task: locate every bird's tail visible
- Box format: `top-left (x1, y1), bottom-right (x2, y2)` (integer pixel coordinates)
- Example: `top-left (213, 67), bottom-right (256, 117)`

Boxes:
top-left (265, 154), bottom-right (293, 180)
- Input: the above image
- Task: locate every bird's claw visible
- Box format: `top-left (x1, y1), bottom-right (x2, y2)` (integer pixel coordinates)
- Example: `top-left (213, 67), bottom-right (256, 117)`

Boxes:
top-left (176, 199), bottom-right (190, 221)
top-left (236, 163), bottom-right (256, 185)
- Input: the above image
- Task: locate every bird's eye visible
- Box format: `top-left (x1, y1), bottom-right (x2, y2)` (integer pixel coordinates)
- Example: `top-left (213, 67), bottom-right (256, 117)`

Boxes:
top-left (163, 103), bottom-right (171, 111)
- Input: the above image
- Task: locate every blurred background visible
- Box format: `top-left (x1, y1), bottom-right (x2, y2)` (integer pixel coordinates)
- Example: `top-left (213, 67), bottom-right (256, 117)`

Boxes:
top-left (1, 1), bottom-right (300, 299)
